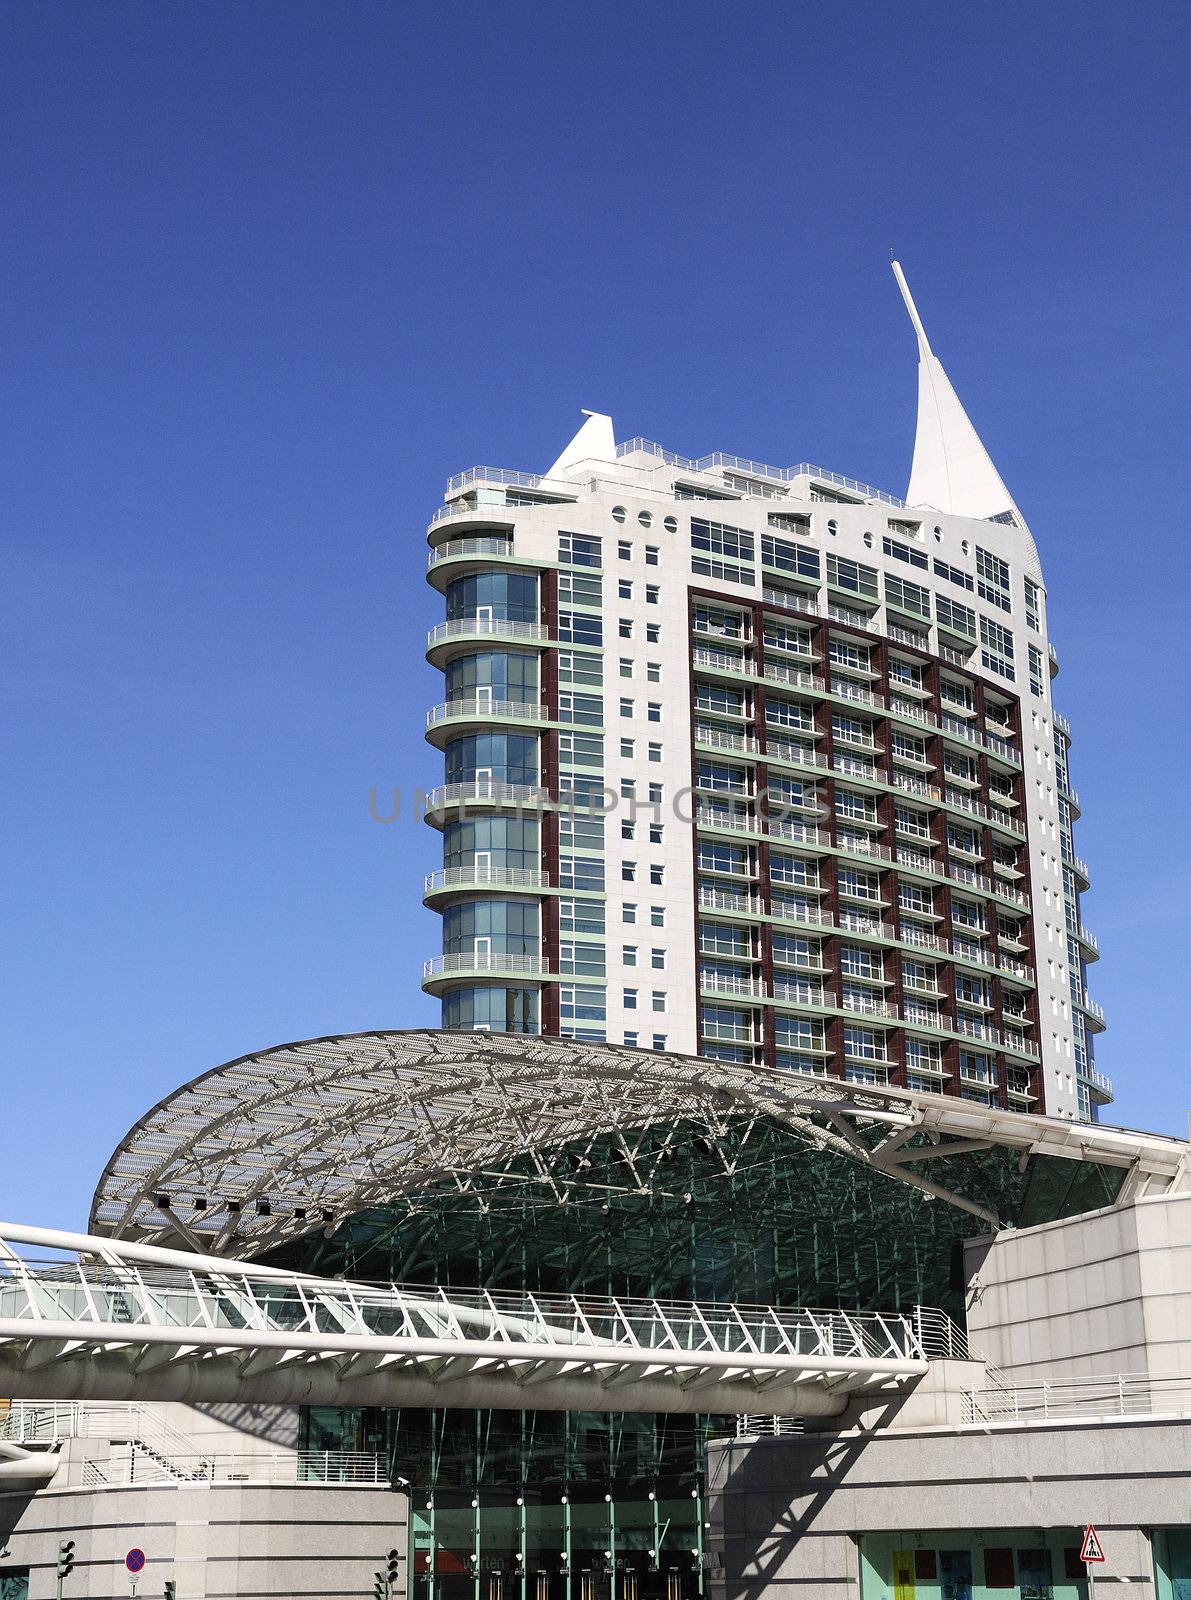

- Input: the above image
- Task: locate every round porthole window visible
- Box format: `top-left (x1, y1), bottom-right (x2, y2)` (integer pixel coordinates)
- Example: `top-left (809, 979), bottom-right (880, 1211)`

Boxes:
top-left (934, 526), bottom-right (943, 542)
top-left (863, 532), bottom-right (873, 548)
top-left (638, 510), bottom-right (652, 528)
top-left (827, 520), bottom-right (838, 537)
top-left (663, 516), bottom-right (678, 534)
top-left (612, 506), bottom-right (627, 524)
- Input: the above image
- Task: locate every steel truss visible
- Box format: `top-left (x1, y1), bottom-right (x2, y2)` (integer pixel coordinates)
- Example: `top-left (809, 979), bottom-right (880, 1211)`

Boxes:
top-left (88, 1031), bottom-right (1190, 1256)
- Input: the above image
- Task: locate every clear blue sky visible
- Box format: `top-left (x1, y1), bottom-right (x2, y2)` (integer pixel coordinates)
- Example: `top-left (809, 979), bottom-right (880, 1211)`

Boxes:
top-left (4, 1), bottom-right (1190, 1229)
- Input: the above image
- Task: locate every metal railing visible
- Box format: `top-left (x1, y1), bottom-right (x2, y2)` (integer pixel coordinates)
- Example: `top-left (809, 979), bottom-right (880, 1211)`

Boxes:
top-left (428, 537), bottom-right (515, 566)
top-left (426, 617), bottom-right (547, 647)
top-left (422, 781), bottom-right (551, 814)
top-left (423, 953), bottom-right (551, 981)
top-left (963, 1372), bottom-right (1191, 1427)
top-left (446, 467), bottom-right (545, 495)
top-left (427, 698), bottom-right (547, 729)
top-left (614, 440), bottom-right (908, 508)
top-left (0, 1229), bottom-right (961, 1417)
top-left (424, 865), bottom-right (548, 894)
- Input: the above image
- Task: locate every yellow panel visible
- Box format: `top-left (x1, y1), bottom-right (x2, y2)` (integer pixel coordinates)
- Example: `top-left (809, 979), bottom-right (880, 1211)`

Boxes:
top-left (892, 1551), bottom-right (917, 1600)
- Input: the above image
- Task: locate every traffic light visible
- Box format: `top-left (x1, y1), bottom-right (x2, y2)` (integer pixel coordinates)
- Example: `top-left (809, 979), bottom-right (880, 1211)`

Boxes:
top-left (387, 1549), bottom-right (401, 1587)
top-left (57, 1540), bottom-right (76, 1579)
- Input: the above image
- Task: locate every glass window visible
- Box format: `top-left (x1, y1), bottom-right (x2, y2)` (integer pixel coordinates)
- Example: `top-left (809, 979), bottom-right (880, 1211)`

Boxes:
top-left (445, 650), bottom-right (539, 702)
top-left (825, 553), bottom-right (879, 600)
top-left (443, 816), bottom-right (539, 871)
top-left (442, 899), bottom-right (540, 956)
top-left (760, 534), bottom-right (819, 579)
top-left (445, 570), bottom-right (538, 623)
top-left (442, 985), bottom-right (539, 1033)
top-left (882, 535), bottom-right (928, 569)
top-left (558, 532), bottom-right (602, 568)
top-left (976, 545), bottom-right (1012, 611)
top-left (445, 733), bottom-right (538, 786)
top-left (692, 518), bottom-right (756, 584)
top-left (557, 610), bottom-right (602, 646)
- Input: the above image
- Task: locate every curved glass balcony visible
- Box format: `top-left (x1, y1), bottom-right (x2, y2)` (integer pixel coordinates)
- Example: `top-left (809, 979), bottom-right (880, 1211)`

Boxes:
top-left (426, 697), bottom-right (548, 747)
top-left (423, 865), bottom-right (547, 903)
top-left (425, 616), bottom-right (547, 665)
top-left (421, 951), bottom-right (551, 995)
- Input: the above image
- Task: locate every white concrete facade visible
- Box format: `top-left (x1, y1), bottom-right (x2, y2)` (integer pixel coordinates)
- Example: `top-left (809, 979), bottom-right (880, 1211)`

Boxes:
top-left (423, 273), bottom-right (1106, 1120)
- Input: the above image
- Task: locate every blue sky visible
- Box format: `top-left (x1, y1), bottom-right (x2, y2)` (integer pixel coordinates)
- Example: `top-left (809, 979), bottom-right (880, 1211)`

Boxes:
top-left (4, 0), bottom-right (1190, 1229)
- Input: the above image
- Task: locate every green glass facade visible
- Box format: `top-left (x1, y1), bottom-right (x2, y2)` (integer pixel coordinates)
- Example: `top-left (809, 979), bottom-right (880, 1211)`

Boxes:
top-left (259, 1118), bottom-right (1128, 1600)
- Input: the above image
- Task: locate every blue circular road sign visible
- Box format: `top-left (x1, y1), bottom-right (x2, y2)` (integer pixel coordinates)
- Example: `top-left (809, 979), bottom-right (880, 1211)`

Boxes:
top-left (126, 1549), bottom-right (146, 1573)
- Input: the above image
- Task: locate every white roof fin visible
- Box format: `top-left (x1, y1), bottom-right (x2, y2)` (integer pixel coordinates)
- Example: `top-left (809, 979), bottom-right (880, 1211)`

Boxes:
top-left (892, 261), bottom-right (1026, 529)
top-left (547, 410), bottom-right (616, 478)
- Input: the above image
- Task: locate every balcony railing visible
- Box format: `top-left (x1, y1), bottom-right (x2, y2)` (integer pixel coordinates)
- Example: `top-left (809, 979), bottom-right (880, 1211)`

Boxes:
top-left (428, 537), bottom-right (515, 566)
top-left (446, 466), bottom-right (545, 495)
top-left (423, 953), bottom-right (551, 980)
top-left (424, 865), bottom-right (548, 895)
top-left (427, 698), bottom-right (547, 730)
top-left (427, 617), bottom-right (548, 647)
top-left (423, 781), bottom-right (551, 814)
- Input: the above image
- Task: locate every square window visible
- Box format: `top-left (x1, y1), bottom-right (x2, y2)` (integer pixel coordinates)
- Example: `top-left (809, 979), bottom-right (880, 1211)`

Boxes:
top-left (619, 579), bottom-right (633, 600)
top-left (645, 546), bottom-right (659, 565)
top-left (623, 903), bottom-right (638, 924)
top-left (646, 661), bottom-right (661, 682)
top-left (652, 1034), bottom-right (667, 1051)
top-left (649, 863), bottom-right (664, 885)
top-left (620, 738), bottom-right (635, 758)
top-left (647, 742), bottom-right (662, 763)
top-left (646, 622), bottom-right (661, 643)
top-left (624, 988), bottom-right (638, 1010)
top-left (619, 657), bottom-right (633, 678)
top-left (623, 1030), bottom-right (639, 1047)
top-left (618, 540), bottom-right (632, 560)
top-left (621, 820), bottom-right (635, 840)
top-left (648, 822), bottom-right (663, 844)
top-left (645, 584), bottom-right (660, 604)
top-left (620, 697), bottom-right (634, 717)
top-left (620, 777), bottom-right (636, 799)
top-left (650, 948), bottom-right (666, 969)
top-left (649, 905), bottom-right (665, 927)
top-left (623, 945), bottom-right (638, 966)
top-left (647, 702), bottom-right (662, 722)
top-left (651, 991), bottom-right (666, 1012)
top-left (619, 618), bottom-right (633, 638)
top-left (622, 861), bottom-right (637, 882)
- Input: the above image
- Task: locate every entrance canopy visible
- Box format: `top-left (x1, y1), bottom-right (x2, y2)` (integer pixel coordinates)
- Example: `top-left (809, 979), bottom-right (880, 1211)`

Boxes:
top-left (88, 1031), bottom-right (1191, 1258)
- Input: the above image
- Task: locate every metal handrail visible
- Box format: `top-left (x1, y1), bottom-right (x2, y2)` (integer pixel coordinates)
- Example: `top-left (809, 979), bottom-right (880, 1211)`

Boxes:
top-left (427, 617), bottom-right (547, 646)
top-left (424, 865), bottom-right (548, 894)
top-left (427, 698), bottom-right (547, 728)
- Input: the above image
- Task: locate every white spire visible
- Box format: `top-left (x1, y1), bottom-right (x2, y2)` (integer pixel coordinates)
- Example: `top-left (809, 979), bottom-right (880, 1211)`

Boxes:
top-left (892, 261), bottom-right (1025, 528)
top-left (546, 410), bottom-right (616, 478)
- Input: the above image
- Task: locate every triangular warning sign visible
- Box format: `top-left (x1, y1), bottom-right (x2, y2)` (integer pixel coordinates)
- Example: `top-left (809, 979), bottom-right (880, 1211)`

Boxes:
top-left (1081, 1526), bottom-right (1106, 1563)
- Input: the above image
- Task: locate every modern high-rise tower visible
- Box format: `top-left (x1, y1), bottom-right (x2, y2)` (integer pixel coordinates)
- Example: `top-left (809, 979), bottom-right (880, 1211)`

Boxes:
top-left (422, 266), bottom-right (1108, 1122)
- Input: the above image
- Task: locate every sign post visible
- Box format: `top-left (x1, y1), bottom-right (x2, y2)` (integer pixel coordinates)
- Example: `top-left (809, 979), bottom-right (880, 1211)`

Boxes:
top-left (126, 1548), bottom-right (146, 1597)
top-left (1080, 1526), bottom-right (1105, 1596)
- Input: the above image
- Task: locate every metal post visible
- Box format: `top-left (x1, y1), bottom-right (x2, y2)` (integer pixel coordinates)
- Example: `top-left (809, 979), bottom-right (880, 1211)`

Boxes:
top-left (562, 1498), bottom-right (572, 1600)
top-left (518, 1496), bottom-right (527, 1600)
top-left (608, 1495), bottom-right (617, 1600)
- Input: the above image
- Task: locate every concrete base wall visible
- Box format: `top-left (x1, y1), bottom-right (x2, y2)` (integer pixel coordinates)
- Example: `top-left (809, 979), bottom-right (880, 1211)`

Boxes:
top-left (964, 1191), bottom-right (1191, 1381)
top-left (707, 1417), bottom-right (1191, 1598)
top-left (0, 1477), bottom-right (409, 1599)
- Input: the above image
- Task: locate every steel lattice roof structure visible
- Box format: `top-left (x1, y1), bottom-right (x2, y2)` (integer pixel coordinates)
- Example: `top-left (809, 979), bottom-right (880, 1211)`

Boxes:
top-left (89, 1030), bottom-right (1191, 1257)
